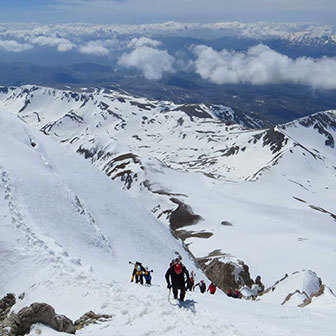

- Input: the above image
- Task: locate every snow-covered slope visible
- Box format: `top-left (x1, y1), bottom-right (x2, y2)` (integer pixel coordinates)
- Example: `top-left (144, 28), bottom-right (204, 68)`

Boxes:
top-left (0, 107), bottom-right (196, 316)
top-left (1, 87), bottom-right (336, 335)
top-left (1, 85), bottom-right (336, 297)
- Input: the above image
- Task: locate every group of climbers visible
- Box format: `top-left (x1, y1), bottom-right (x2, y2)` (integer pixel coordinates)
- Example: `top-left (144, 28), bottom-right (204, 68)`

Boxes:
top-left (165, 258), bottom-right (217, 301)
top-left (227, 289), bottom-right (242, 299)
top-left (130, 258), bottom-right (244, 302)
top-left (130, 261), bottom-right (153, 286)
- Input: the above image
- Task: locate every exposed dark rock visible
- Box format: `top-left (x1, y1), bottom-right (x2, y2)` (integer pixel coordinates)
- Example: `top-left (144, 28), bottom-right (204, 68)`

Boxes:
top-left (220, 146), bottom-right (240, 157)
top-left (40, 121), bottom-right (56, 135)
top-left (33, 112), bottom-right (41, 122)
top-left (177, 117), bottom-right (184, 126)
top-left (98, 101), bottom-right (109, 110)
top-left (77, 145), bottom-right (97, 159)
top-left (221, 221), bottom-right (233, 226)
top-left (251, 133), bottom-right (263, 144)
top-left (262, 128), bottom-right (288, 154)
top-left (309, 204), bottom-right (336, 221)
top-left (173, 104), bottom-right (212, 120)
top-left (0, 87), bottom-right (9, 94)
top-left (74, 311), bottom-right (112, 330)
top-left (255, 275), bottom-right (265, 293)
top-left (4, 302), bottom-right (75, 335)
top-left (130, 101), bottom-right (155, 110)
top-left (169, 198), bottom-right (202, 231)
top-left (18, 99), bottom-right (31, 113)
top-left (108, 153), bottom-right (141, 165)
top-left (174, 229), bottom-right (213, 241)
top-left (293, 196), bottom-right (307, 203)
top-left (111, 170), bottom-right (135, 189)
top-left (0, 293), bottom-right (16, 322)
top-left (197, 258), bottom-right (254, 293)
top-left (64, 112), bottom-right (84, 124)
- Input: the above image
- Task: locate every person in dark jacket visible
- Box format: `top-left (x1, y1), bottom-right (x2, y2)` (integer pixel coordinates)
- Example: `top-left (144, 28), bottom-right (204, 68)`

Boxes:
top-left (193, 280), bottom-right (206, 293)
top-left (186, 271), bottom-right (195, 291)
top-left (131, 262), bottom-right (146, 284)
top-left (165, 260), bottom-right (190, 302)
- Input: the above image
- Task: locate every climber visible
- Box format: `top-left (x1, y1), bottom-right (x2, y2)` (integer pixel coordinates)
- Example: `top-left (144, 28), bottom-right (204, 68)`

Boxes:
top-left (186, 271), bottom-right (195, 291)
top-left (130, 261), bottom-right (146, 285)
top-left (207, 282), bottom-right (216, 294)
top-left (144, 267), bottom-right (153, 286)
top-left (194, 280), bottom-right (206, 293)
top-left (165, 259), bottom-right (190, 302)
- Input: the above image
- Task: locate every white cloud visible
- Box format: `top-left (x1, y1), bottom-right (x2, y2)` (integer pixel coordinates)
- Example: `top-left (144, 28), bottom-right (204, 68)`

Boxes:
top-left (127, 37), bottom-right (162, 49)
top-left (118, 46), bottom-right (175, 80)
top-left (78, 38), bottom-right (126, 56)
top-left (191, 44), bottom-right (336, 90)
top-left (30, 36), bottom-right (75, 52)
top-left (0, 40), bottom-right (33, 52)
top-left (79, 40), bottom-right (110, 56)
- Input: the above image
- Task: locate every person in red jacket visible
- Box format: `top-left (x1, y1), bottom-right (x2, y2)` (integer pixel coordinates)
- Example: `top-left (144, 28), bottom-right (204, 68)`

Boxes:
top-left (207, 282), bottom-right (216, 294)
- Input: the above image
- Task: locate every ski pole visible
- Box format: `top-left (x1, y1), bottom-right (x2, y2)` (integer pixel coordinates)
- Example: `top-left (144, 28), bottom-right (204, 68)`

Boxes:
top-left (168, 287), bottom-right (171, 302)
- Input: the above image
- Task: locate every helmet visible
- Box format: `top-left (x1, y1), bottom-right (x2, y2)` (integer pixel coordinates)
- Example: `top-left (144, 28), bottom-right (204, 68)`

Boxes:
top-left (174, 263), bottom-right (182, 275)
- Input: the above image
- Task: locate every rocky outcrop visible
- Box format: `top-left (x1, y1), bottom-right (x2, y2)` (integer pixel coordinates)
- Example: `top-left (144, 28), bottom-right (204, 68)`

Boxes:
top-left (0, 295), bottom-right (113, 335)
top-left (259, 270), bottom-right (335, 307)
top-left (169, 198), bottom-right (203, 231)
top-left (197, 258), bottom-right (254, 293)
top-left (74, 311), bottom-right (112, 330)
top-left (0, 293), bottom-right (16, 335)
top-left (0, 293), bottom-right (16, 322)
top-left (3, 302), bottom-right (75, 335)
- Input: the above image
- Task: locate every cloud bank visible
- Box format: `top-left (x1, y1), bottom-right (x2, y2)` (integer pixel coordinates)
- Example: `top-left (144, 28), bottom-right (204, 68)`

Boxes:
top-left (119, 45), bottom-right (175, 80)
top-left (30, 36), bottom-right (75, 52)
top-left (79, 41), bottom-right (110, 56)
top-left (0, 40), bottom-right (33, 52)
top-left (192, 44), bottom-right (336, 90)
top-left (127, 37), bottom-right (162, 49)
top-left (119, 37), bottom-right (174, 80)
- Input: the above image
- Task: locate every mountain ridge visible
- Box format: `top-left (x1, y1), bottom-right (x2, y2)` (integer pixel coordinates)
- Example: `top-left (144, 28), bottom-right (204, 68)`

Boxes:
top-left (1, 85), bottom-right (336, 295)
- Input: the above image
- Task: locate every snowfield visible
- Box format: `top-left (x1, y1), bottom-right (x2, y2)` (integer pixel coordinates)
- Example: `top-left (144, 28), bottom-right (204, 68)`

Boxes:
top-left (0, 86), bottom-right (336, 335)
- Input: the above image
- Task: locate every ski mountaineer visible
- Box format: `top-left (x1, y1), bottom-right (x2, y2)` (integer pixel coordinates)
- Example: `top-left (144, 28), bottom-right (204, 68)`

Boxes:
top-left (130, 261), bottom-right (146, 284)
top-left (144, 267), bottom-right (153, 286)
top-left (165, 259), bottom-right (190, 302)
top-left (207, 282), bottom-right (216, 294)
top-left (194, 280), bottom-right (206, 293)
top-left (186, 271), bottom-right (195, 291)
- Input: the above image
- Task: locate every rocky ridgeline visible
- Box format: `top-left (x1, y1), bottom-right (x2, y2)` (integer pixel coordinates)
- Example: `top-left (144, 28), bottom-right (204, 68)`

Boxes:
top-left (0, 294), bottom-right (112, 336)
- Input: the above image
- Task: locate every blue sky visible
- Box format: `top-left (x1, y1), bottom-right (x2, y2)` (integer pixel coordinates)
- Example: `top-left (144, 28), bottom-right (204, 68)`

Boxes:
top-left (1, 0), bottom-right (336, 25)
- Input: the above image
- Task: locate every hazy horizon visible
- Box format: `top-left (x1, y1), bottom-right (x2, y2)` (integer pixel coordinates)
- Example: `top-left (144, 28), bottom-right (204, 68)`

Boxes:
top-left (1, 0), bottom-right (336, 25)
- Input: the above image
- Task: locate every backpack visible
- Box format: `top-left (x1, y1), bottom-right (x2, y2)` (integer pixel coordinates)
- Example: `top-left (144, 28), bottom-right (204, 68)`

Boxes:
top-left (209, 284), bottom-right (216, 294)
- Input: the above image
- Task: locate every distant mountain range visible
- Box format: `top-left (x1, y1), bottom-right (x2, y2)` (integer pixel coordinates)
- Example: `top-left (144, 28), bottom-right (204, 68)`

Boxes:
top-left (1, 64), bottom-right (336, 125)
